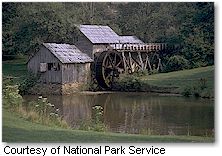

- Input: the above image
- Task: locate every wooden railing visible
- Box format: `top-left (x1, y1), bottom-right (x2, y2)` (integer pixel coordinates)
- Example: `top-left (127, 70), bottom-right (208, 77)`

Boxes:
top-left (109, 43), bottom-right (167, 52)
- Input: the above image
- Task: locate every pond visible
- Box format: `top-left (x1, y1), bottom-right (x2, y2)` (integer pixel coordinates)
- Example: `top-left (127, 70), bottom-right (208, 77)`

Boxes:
top-left (23, 92), bottom-right (214, 136)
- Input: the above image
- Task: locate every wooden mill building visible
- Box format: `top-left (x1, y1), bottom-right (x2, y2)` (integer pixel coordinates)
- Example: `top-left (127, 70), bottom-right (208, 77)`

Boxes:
top-left (27, 24), bottom-right (153, 93)
top-left (75, 25), bottom-right (143, 58)
top-left (27, 43), bottom-right (93, 92)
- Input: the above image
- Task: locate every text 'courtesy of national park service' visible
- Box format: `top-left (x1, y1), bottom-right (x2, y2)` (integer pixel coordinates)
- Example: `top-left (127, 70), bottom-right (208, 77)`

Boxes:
top-left (3, 145), bottom-right (166, 156)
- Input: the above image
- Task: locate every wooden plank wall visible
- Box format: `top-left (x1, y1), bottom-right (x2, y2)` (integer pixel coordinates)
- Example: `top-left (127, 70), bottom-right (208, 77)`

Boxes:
top-left (27, 46), bottom-right (62, 83)
top-left (75, 34), bottom-right (93, 59)
top-left (61, 63), bottom-right (91, 84)
top-left (93, 44), bottom-right (109, 54)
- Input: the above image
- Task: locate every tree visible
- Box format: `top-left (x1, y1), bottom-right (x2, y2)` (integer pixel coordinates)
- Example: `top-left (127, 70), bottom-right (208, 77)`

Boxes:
top-left (2, 2), bottom-right (214, 69)
top-left (180, 2), bottom-right (214, 67)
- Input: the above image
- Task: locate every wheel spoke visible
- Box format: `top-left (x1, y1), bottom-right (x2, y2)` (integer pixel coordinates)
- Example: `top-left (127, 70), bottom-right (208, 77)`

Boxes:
top-left (116, 60), bottom-right (122, 67)
top-left (102, 65), bottom-right (112, 69)
top-left (105, 57), bottom-right (110, 67)
top-left (106, 74), bottom-right (112, 80)
top-left (114, 53), bottom-right (117, 65)
top-left (108, 55), bottom-right (114, 67)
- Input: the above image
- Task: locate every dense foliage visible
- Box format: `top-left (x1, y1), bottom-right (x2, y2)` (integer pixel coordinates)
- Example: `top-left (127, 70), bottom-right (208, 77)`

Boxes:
top-left (18, 72), bottom-right (39, 95)
top-left (3, 2), bottom-right (214, 68)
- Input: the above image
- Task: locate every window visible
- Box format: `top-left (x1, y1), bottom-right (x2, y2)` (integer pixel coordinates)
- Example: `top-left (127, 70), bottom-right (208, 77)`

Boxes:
top-left (48, 63), bottom-right (60, 71)
top-left (48, 63), bottom-right (53, 70)
top-left (40, 63), bottom-right (47, 72)
top-left (55, 63), bottom-right (60, 71)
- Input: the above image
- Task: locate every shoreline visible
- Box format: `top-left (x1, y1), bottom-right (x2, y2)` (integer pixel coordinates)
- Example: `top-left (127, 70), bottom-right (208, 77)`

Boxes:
top-left (3, 109), bottom-right (214, 142)
top-left (24, 89), bottom-right (183, 97)
top-left (77, 91), bottom-right (182, 97)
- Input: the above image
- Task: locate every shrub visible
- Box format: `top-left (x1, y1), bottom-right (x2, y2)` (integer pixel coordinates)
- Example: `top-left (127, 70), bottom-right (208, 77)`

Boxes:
top-left (181, 85), bottom-right (193, 97)
top-left (16, 96), bottom-right (69, 128)
top-left (181, 78), bottom-right (212, 98)
top-left (3, 85), bottom-right (23, 110)
top-left (3, 81), bottom-right (69, 128)
top-left (113, 74), bottom-right (142, 91)
top-left (200, 89), bottom-right (214, 98)
top-left (79, 105), bottom-right (107, 132)
top-left (148, 69), bottom-right (159, 75)
top-left (84, 81), bottom-right (101, 92)
top-left (18, 72), bottom-right (39, 95)
top-left (28, 96), bottom-right (68, 128)
top-left (133, 70), bottom-right (149, 77)
top-left (198, 78), bottom-right (207, 90)
top-left (165, 55), bottom-right (189, 72)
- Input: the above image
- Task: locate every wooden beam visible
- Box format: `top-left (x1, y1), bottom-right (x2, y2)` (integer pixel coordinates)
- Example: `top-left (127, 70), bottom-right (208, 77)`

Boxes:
top-left (138, 52), bottom-right (144, 70)
top-left (121, 52), bottom-right (127, 73)
top-left (157, 58), bottom-right (162, 71)
top-left (128, 52), bottom-right (133, 72)
top-left (131, 56), bottom-right (142, 69)
top-left (144, 53), bottom-right (148, 70)
top-left (147, 55), bottom-right (152, 71)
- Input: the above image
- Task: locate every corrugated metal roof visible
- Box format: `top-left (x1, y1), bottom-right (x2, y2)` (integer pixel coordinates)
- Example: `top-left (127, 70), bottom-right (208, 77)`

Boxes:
top-left (79, 25), bottom-right (120, 44)
top-left (119, 36), bottom-right (144, 43)
top-left (79, 25), bottom-right (144, 44)
top-left (43, 43), bottom-right (93, 63)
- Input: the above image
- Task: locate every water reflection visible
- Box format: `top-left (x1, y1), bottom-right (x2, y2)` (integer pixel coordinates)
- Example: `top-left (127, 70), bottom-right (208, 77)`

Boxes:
top-left (23, 93), bottom-right (214, 136)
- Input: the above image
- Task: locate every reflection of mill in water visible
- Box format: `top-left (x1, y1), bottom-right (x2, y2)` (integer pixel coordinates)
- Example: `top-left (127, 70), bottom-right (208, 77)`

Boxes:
top-left (44, 93), bottom-right (213, 136)
top-left (101, 94), bottom-right (165, 135)
top-left (51, 94), bottom-right (174, 135)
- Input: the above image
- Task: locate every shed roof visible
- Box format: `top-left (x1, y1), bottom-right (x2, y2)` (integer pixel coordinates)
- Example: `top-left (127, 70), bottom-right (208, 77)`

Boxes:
top-left (43, 43), bottom-right (93, 64)
top-left (79, 25), bottom-right (120, 44)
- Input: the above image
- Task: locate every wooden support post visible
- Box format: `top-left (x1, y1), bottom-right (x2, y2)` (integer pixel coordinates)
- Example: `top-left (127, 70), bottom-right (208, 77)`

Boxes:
top-left (128, 52), bottom-right (133, 72)
top-left (157, 58), bottom-right (162, 71)
top-left (144, 53), bottom-right (148, 70)
top-left (147, 55), bottom-right (152, 71)
top-left (122, 52), bottom-right (127, 73)
top-left (131, 56), bottom-right (142, 70)
top-left (138, 52), bottom-right (144, 70)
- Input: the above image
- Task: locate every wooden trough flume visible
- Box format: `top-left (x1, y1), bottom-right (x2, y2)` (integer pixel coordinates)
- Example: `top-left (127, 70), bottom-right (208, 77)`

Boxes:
top-left (94, 43), bottom-right (168, 89)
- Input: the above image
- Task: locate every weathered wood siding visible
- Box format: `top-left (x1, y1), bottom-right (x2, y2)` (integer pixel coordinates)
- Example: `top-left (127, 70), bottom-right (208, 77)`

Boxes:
top-left (75, 34), bottom-right (93, 59)
top-left (61, 63), bottom-right (91, 84)
top-left (27, 46), bottom-right (62, 83)
top-left (93, 44), bottom-right (110, 53)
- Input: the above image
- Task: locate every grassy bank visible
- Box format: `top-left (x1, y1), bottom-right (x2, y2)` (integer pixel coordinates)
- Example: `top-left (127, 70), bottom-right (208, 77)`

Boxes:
top-left (2, 56), bottom-right (28, 84)
top-left (114, 66), bottom-right (214, 98)
top-left (2, 109), bottom-right (213, 143)
top-left (144, 66), bottom-right (214, 90)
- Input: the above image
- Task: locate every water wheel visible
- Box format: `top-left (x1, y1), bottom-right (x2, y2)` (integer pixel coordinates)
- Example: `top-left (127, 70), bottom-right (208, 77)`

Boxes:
top-left (95, 51), bottom-right (124, 89)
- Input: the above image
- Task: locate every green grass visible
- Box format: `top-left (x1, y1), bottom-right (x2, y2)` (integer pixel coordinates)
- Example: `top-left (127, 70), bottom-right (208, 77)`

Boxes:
top-left (114, 66), bottom-right (214, 97)
top-left (144, 66), bottom-right (214, 90)
top-left (2, 56), bottom-right (28, 84)
top-left (135, 66), bottom-right (214, 97)
top-left (2, 109), bottom-right (214, 143)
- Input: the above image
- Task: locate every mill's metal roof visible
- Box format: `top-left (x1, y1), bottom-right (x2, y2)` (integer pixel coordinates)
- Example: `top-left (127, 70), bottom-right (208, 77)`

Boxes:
top-left (79, 25), bottom-right (120, 44)
top-left (79, 25), bottom-right (144, 44)
top-left (43, 43), bottom-right (93, 64)
top-left (119, 36), bottom-right (144, 43)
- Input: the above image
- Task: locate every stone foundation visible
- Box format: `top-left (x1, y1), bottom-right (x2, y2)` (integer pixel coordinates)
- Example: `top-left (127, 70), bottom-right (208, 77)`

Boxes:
top-left (27, 82), bottom-right (86, 95)
top-left (62, 83), bottom-right (85, 95)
